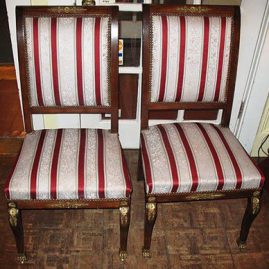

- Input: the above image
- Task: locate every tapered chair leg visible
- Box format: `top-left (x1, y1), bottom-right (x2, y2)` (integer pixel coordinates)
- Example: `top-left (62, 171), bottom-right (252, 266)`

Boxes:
top-left (142, 197), bottom-right (157, 258)
top-left (7, 202), bottom-right (27, 264)
top-left (237, 191), bottom-right (261, 250)
top-left (119, 202), bottom-right (130, 262)
top-left (137, 150), bottom-right (145, 182)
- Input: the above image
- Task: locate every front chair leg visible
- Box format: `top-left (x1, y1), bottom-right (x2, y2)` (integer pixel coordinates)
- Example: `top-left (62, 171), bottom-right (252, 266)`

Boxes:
top-left (8, 202), bottom-right (27, 264)
top-left (142, 197), bottom-right (157, 258)
top-left (119, 201), bottom-right (130, 262)
top-left (237, 191), bottom-right (261, 250)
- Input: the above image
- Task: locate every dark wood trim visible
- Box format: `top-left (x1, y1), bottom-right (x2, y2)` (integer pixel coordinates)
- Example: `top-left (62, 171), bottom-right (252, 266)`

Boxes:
top-left (221, 6), bottom-right (241, 127)
top-left (147, 189), bottom-right (257, 203)
top-left (148, 102), bottom-right (226, 110)
top-left (10, 198), bottom-right (130, 210)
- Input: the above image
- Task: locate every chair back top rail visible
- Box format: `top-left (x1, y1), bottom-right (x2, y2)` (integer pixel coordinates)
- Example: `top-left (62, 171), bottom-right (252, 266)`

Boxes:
top-left (16, 6), bottom-right (119, 133)
top-left (141, 4), bottom-right (240, 129)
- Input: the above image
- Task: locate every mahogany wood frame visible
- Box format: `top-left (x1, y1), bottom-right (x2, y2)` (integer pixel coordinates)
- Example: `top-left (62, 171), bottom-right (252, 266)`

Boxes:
top-left (139, 4), bottom-right (263, 258)
top-left (7, 6), bottom-right (131, 264)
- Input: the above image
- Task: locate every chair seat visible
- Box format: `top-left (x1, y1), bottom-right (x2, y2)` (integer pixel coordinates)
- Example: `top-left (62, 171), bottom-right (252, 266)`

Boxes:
top-left (5, 129), bottom-right (132, 200)
top-left (141, 123), bottom-right (264, 194)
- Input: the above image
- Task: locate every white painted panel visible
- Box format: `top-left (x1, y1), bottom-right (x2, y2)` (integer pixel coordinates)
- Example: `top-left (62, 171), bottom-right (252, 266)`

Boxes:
top-left (230, 0), bottom-right (268, 132)
top-left (43, 114), bottom-right (80, 129)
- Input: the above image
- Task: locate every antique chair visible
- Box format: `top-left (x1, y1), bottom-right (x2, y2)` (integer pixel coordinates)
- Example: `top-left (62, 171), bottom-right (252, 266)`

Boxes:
top-left (4, 6), bottom-right (132, 263)
top-left (139, 4), bottom-right (264, 257)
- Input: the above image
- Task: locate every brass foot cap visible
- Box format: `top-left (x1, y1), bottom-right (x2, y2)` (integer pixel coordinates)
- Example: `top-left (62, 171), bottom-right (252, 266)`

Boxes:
top-left (17, 254), bottom-right (27, 264)
top-left (119, 251), bottom-right (127, 262)
top-left (237, 239), bottom-right (246, 251)
top-left (142, 248), bottom-right (151, 258)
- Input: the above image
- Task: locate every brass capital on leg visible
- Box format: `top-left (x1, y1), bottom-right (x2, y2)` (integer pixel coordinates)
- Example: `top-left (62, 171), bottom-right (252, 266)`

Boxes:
top-left (119, 205), bottom-right (129, 227)
top-left (8, 202), bottom-right (19, 227)
top-left (146, 202), bottom-right (156, 222)
top-left (252, 191), bottom-right (261, 215)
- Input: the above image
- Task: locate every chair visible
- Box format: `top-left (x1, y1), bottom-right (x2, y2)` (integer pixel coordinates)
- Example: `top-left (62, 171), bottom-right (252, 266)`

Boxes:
top-left (5, 6), bottom-right (132, 263)
top-left (139, 4), bottom-right (264, 257)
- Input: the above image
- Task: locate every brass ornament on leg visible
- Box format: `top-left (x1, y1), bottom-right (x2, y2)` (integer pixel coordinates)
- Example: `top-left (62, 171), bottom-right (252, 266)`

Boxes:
top-left (119, 206), bottom-right (129, 226)
top-left (8, 202), bottom-right (18, 227)
top-left (146, 202), bottom-right (156, 222)
top-left (252, 191), bottom-right (261, 215)
top-left (142, 248), bottom-right (151, 258)
top-left (119, 250), bottom-right (127, 262)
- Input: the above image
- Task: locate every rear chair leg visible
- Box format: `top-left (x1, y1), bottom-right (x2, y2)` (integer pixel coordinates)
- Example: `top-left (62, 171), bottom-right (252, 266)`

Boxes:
top-left (8, 202), bottom-right (27, 264)
top-left (119, 201), bottom-right (130, 262)
top-left (142, 197), bottom-right (157, 258)
top-left (237, 191), bottom-right (261, 250)
top-left (137, 150), bottom-right (145, 181)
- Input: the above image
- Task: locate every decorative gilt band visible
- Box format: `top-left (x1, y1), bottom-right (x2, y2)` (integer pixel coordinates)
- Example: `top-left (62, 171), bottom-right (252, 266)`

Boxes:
top-left (252, 191), bottom-right (261, 215)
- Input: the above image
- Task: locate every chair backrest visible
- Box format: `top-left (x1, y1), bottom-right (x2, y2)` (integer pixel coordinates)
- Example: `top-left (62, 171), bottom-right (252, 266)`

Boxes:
top-left (17, 6), bottom-right (119, 133)
top-left (141, 4), bottom-right (240, 129)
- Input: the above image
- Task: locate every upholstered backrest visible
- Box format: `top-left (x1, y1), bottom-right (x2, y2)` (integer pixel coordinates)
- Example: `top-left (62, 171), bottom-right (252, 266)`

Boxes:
top-left (24, 14), bottom-right (110, 107)
top-left (17, 6), bottom-right (119, 132)
top-left (25, 16), bottom-right (110, 107)
top-left (142, 5), bottom-right (240, 128)
top-left (150, 15), bottom-right (232, 103)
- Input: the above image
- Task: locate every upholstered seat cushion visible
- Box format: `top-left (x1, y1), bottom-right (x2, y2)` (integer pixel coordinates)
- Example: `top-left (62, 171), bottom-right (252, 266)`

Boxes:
top-left (5, 129), bottom-right (132, 200)
top-left (141, 123), bottom-right (264, 194)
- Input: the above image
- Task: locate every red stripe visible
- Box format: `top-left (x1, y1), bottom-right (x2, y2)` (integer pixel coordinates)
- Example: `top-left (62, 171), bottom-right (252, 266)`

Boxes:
top-left (4, 147), bottom-right (23, 199)
top-left (76, 18), bottom-right (84, 105)
top-left (51, 18), bottom-right (61, 106)
top-left (214, 17), bottom-right (226, 101)
top-left (30, 130), bottom-right (46, 199)
top-left (198, 17), bottom-right (210, 101)
top-left (97, 129), bottom-right (105, 198)
top-left (158, 125), bottom-right (179, 192)
top-left (78, 129), bottom-right (86, 199)
top-left (121, 149), bottom-right (132, 197)
top-left (33, 18), bottom-right (44, 106)
top-left (174, 124), bottom-right (198, 191)
top-left (175, 17), bottom-right (186, 101)
top-left (212, 125), bottom-right (243, 188)
top-left (196, 124), bottom-right (225, 190)
top-left (158, 16), bottom-right (168, 102)
top-left (50, 129), bottom-right (63, 199)
top-left (94, 18), bottom-right (101, 105)
top-left (141, 135), bottom-right (153, 193)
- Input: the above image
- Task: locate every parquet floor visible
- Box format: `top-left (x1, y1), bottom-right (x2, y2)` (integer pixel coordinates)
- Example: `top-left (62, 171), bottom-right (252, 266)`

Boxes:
top-left (1, 150), bottom-right (269, 269)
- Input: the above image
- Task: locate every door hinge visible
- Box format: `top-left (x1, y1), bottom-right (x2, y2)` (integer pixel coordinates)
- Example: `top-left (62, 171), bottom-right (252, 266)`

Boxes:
top-left (237, 101), bottom-right (245, 119)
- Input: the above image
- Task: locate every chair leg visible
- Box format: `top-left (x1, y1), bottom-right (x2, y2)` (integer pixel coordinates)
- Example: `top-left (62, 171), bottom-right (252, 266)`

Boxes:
top-left (119, 202), bottom-right (130, 262)
top-left (137, 149), bottom-right (145, 182)
top-left (142, 197), bottom-right (157, 258)
top-left (7, 202), bottom-right (27, 264)
top-left (237, 191), bottom-right (261, 250)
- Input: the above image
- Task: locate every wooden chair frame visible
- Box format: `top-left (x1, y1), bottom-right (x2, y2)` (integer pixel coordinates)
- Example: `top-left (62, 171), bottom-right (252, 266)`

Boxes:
top-left (7, 6), bottom-right (131, 263)
top-left (138, 4), bottom-right (263, 258)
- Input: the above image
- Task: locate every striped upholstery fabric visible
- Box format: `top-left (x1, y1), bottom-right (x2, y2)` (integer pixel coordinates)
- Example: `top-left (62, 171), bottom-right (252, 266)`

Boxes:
top-left (150, 15), bottom-right (232, 103)
top-left (5, 129), bottom-right (131, 200)
top-left (25, 16), bottom-right (110, 107)
top-left (141, 123), bottom-right (264, 194)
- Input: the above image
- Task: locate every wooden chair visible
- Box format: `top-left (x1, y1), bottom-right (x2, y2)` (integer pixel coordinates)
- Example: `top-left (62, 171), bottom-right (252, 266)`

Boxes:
top-left (5, 6), bottom-right (132, 263)
top-left (139, 4), bottom-right (264, 257)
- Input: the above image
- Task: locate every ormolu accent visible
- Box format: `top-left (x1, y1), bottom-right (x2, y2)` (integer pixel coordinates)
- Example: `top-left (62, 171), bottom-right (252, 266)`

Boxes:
top-left (51, 7), bottom-right (86, 14)
top-left (119, 206), bottom-right (129, 226)
top-left (82, 0), bottom-right (96, 6)
top-left (8, 203), bottom-right (18, 227)
top-left (46, 201), bottom-right (88, 208)
top-left (17, 253), bottom-right (27, 264)
top-left (252, 191), bottom-right (260, 215)
top-left (119, 250), bottom-right (127, 262)
top-left (185, 192), bottom-right (225, 201)
top-left (237, 238), bottom-right (246, 251)
top-left (175, 6), bottom-right (210, 14)
top-left (146, 202), bottom-right (156, 222)
top-left (142, 248), bottom-right (151, 258)
top-left (147, 196), bottom-right (156, 203)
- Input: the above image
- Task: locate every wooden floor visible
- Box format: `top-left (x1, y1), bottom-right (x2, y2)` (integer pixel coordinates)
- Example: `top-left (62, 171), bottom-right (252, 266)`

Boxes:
top-left (0, 150), bottom-right (269, 269)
